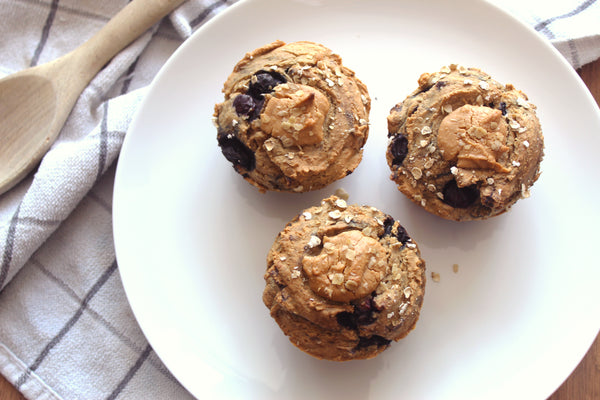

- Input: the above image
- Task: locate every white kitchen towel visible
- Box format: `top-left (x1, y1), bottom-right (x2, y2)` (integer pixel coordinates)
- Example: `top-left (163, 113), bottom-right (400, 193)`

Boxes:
top-left (501, 0), bottom-right (600, 68)
top-left (0, 0), bottom-right (598, 399)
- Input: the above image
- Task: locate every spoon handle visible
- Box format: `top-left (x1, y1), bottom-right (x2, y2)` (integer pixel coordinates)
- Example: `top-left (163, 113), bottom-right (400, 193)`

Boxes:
top-left (65, 0), bottom-right (187, 83)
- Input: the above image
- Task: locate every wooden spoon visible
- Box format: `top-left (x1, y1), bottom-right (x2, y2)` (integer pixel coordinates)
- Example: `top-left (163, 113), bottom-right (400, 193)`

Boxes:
top-left (0, 0), bottom-right (186, 195)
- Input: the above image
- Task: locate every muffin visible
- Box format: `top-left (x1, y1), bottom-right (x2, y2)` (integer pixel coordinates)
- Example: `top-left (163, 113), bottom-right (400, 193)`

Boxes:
top-left (214, 40), bottom-right (370, 193)
top-left (386, 64), bottom-right (544, 221)
top-left (263, 195), bottom-right (426, 361)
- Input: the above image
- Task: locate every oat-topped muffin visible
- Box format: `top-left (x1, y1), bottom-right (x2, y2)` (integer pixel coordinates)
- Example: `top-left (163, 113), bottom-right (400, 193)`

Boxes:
top-left (263, 196), bottom-right (426, 361)
top-left (214, 41), bottom-right (370, 193)
top-left (386, 65), bottom-right (544, 221)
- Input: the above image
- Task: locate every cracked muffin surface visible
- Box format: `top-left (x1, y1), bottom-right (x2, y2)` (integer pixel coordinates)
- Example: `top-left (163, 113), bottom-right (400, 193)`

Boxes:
top-left (386, 64), bottom-right (544, 221)
top-left (214, 40), bottom-right (370, 193)
top-left (263, 196), bottom-right (426, 361)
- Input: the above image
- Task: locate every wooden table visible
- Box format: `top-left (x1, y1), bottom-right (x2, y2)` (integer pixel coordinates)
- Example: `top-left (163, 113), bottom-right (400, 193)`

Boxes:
top-left (1, 59), bottom-right (599, 400)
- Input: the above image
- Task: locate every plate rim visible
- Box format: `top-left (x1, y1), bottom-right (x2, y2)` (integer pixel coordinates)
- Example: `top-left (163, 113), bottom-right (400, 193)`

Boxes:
top-left (113, 0), bottom-right (600, 398)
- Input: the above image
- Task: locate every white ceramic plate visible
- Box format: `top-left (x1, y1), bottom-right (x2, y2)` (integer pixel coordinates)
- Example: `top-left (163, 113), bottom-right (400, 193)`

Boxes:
top-left (113, 0), bottom-right (600, 398)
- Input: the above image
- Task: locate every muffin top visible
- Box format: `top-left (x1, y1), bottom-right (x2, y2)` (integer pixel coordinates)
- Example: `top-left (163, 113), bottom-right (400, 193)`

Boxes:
top-left (214, 41), bottom-right (370, 193)
top-left (263, 196), bottom-right (426, 361)
top-left (386, 64), bottom-right (544, 220)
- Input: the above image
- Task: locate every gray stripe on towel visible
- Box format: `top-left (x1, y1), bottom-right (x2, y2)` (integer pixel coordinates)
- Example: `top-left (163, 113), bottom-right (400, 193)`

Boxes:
top-left (534, 0), bottom-right (597, 32)
top-left (30, 0), bottom-right (60, 67)
top-left (15, 261), bottom-right (118, 389)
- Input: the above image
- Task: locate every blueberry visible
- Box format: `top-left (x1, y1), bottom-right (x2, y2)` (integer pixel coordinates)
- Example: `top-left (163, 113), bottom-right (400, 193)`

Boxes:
top-left (248, 70), bottom-right (286, 99)
top-left (217, 133), bottom-right (256, 171)
top-left (233, 94), bottom-right (256, 117)
top-left (382, 216), bottom-right (394, 237)
top-left (336, 312), bottom-right (357, 330)
top-left (233, 94), bottom-right (264, 121)
top-left (381, 216), bottom-right (410, 243)
top-left (442, 179), bottom-right (479, 208)
top-left (395, 225), bottom-right (410, 244)
top-left (499, 101), bottom-right (507, 116)
top-left (251, 97), bottom-right (265, 120)
top-left (390, 134), bottom-right (409, 166)
top-left (355, 335), bottom-right (391, 350)
top-left (336, 295), bottom-right (377, 330)
top-left (435, 80), bottom-right (447, 89)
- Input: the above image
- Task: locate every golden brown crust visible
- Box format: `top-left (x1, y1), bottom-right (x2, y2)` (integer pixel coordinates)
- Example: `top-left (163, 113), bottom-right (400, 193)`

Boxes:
top-left (215, 41), bottom-right (370, 193)
top-left (386, 65), bottom-right (544, 221)
top-left (263, 196), bottom-right (426, 361)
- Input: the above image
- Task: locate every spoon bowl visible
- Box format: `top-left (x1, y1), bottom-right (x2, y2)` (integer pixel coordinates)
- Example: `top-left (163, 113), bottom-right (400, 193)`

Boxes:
top-left (0, 73), bottom-right (57, 192)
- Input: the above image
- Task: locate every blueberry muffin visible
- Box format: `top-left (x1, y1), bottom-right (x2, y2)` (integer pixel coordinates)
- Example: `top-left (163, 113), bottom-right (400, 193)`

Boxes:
top-left (263, 195), bottom-right (426, 361)
top-left (214, 41), bottom-right (370, 193)
top-left (386, 65), bottom-right (544, 221)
